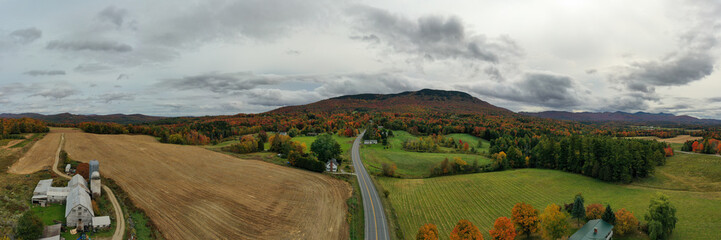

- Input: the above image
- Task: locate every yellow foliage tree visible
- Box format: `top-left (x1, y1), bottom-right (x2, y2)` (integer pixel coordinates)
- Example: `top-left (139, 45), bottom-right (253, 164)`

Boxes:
top-left (540, 204), bottom-right (570, 240)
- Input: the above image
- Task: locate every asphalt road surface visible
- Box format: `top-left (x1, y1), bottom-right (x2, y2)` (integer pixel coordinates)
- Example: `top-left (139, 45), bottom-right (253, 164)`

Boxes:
top-left (352, 132), bottom-right (390, 240)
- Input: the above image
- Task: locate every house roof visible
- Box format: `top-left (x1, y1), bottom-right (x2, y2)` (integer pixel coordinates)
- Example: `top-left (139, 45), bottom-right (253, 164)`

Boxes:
top-left (92, 216), bottom-right (111, 226)
top-left (569, 219), bottom-right (614, 240)
top-left (65, 185), bottom-right (94, 218)
top-left (34, 179), bottom-right (53, 194)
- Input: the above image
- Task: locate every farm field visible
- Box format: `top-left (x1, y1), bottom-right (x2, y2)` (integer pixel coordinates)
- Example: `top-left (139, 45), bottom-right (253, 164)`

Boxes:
top-left (56, 129), bottom-right (352, 239)
top-left (378, 167), bottom-right (721, 239)
top-left (7, 131), bottom-right (63, 174)
top-left (632, 152), bottom-right (721, 192)
top-left (632, 135), bottom-right (701, 144)
top-left (361, 131), bottom-right (491, 178)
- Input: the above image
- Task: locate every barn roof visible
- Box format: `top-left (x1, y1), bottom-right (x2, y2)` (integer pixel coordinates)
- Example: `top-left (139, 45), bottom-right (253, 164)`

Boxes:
top-left (68, 174), bottom-right (87, 188)
top-left (65, 185), bottom-right (94, 218)
top-left (34, 179), bottom-right (53, 194)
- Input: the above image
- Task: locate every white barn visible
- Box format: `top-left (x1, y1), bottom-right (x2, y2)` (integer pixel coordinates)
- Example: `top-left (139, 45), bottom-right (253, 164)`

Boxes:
top-left (65, 186), bottom-right (94, 230)
top-left (326, 158), bottom-right (339, 172)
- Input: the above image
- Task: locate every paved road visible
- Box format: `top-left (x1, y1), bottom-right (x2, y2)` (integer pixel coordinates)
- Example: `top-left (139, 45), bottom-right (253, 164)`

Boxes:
top-left (351, 132), bottom-right (390, 240)
top-left (51, 133), bottom-right (125, 240)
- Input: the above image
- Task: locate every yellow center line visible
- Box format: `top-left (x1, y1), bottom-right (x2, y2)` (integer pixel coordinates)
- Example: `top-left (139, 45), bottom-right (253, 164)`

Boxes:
top-left (357, 138), bottom-right (379, 240)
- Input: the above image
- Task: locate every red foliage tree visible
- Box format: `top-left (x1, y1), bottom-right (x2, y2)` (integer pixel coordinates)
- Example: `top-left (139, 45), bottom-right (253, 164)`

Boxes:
top-left (450, 219), bottom-right (483, 240)
top-left (489, 216), bottom-right (516, 240)
top-left (76, 163), bottom-right (90, 179)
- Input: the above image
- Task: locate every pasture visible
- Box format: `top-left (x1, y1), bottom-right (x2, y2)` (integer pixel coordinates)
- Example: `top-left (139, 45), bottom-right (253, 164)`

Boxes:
top-left (378, 166), bottom-right (721, 239)
top-left (360, 131), bottom-right (491, 178)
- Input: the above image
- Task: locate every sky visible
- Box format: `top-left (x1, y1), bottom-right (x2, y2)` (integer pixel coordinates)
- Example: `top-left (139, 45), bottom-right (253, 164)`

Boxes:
top-left (1, 0), bottom-right (720, 118)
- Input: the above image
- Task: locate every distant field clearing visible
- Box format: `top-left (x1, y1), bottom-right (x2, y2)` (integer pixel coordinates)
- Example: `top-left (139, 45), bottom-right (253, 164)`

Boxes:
top-left (60, 130), bottom-right (351, 239)
top-left (632, 135), bottom-right (701, 144)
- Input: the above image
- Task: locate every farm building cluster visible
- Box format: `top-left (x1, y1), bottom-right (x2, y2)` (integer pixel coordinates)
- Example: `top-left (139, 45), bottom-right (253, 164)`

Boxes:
top-left (31, 160), bottom-right (111, 232)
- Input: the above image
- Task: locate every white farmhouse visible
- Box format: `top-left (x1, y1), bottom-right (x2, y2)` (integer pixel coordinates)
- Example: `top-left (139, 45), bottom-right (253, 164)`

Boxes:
top-left (326, 158), bottom-right (339, 172)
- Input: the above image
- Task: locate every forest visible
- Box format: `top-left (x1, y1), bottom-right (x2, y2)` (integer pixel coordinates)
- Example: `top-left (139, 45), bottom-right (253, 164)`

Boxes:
top-left (0, 118), bottom-right (49, 138)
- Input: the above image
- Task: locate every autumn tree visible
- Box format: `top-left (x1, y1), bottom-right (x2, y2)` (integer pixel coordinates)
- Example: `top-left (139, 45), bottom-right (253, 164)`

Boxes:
top-left (76, 162), bottom-right (90, 179)
top-left (491, 151), bottom-right (508, 170)
top-left (602, 204), bottom-right (615, 225)
top-left (585, 203), bottom-right (604, 220)
top-left (450, 219), bottom-right (483, 240)
top-left (614, 208), bottom-right (639, 236)
top-left (571, 194), bottom-right (585, 225)
top-left (645, 193), bottom-right (677, 240)
top-left (488, 217), bottom-right (516, 240)
top-left (511, 202), bottom-right (539, 238)
top-left (382, 163), bottom-right (397, 177)
top-left (416, 223), bottom-right (439, 240)
top-left (540, 204), bottom-right (569, 240)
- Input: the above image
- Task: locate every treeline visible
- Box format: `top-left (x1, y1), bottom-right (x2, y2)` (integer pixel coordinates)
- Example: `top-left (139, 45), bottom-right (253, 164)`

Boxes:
top-left (78, 122), bottom-right (210, 145)
top-left (681, 138), bottom-right (721, 154)
top-left (489, 135), bottom-right (668, 183)
top-left (429, 157), bottom-right (487, 177)
top-left (0, 118), bottom-right (49, 138)
top-left (402, 134), bottom-right (479, 153)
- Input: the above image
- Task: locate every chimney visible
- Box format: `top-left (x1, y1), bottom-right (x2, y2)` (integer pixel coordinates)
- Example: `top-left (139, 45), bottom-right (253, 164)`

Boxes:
top-left (594, 227), bottom-right (598, 234)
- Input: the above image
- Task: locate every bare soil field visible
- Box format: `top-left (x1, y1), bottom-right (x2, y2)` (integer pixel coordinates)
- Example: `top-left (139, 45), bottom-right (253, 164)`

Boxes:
top-left (635, 135), bottom-right (701, 144)
top-left (7, 130), bottom-right (68, 174)
top-left (61, 130), bottom-right (351, 239)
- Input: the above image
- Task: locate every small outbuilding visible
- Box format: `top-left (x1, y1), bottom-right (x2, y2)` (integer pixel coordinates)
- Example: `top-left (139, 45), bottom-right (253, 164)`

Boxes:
top-left (363, 140), bottom-right (378, 145)
top-left (65, 164), bottom-right (71, 173)
top-left (569, 219), bottom-right (613, 240)
top-left (326, 158), bottom-right (339, 172)
top-left (92, 216), bottom-right (111, 229)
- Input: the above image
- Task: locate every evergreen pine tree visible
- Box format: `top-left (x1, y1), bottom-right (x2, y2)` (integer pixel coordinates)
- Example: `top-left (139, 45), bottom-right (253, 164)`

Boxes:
top-left (602, 204), bottom-right (615, 225)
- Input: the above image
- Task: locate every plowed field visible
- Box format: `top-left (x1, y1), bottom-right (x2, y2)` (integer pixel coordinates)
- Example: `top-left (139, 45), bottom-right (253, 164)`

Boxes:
top-left (56, 129), bottom-right (351, 239)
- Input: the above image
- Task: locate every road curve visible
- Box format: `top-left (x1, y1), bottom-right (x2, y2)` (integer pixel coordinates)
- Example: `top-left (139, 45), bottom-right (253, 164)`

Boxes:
top-left (352, 132), bottom-right (390, 240)
top-left (51, 133), bottom-right (126, 240)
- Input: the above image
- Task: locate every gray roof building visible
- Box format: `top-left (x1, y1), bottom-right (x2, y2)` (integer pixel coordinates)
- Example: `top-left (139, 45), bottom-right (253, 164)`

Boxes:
top-left (65, 185), bottom-right (94, 228)
top-left (569, 219), bottom-right (614, 240)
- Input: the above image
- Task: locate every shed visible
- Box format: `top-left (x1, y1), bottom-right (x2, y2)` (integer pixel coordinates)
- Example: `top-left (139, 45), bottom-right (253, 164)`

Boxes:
top-left (326, 158), bottom-right (339, 172)
top-left (569, 219), bottom-right (613, 240)
top-left (65, 164), bottom-right (71, 173)
top-left (92, 216), bottom-right (111, 229)
top-left (363, 140), bottom-right (378, 145)
top-left (42, 223), bottom-right (61, 238)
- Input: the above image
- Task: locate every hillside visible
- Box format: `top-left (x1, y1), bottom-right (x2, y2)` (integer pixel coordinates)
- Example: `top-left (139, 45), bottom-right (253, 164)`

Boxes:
top-left (270, 89), bottom-right (513, 116)
top-left (521, 111), bottom-right (721, 125)
top-left (0, 112), bottom-right (166, 124)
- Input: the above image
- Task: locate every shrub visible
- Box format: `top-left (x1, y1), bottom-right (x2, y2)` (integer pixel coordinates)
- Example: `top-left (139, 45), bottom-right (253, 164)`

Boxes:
top-left (416, 223), bottom-right (439, 240)
top-left (15, 211), bottom-right (43, 240)
top-left (382, 163), bottom-right (397, 177)
top-left (615, 208), bottom-right (639, 236)
top-left (585, 203), bottom-right (604, 220)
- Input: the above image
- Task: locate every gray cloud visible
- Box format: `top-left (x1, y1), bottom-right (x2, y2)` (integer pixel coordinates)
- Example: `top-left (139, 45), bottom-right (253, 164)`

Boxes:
top-left (97, 92), bottom-right (134, 103)
top-left (97, 6), bottom-right (128, 27)
top-left (47, 40), bottom-right (133, 52)
top-left (467, 72), bottom-right (580, 108)
top-left (616, 52), bottom-right (714, 93)
top-left (144, 0), bottom-right (336, 47)
top-left (9, 27), bottom-right (42, 44)
top-left (313, 72), bottom-right (420, 97)
top-left (31, 88), bottom-right (79, 99)
top-left (24, 70), bottom-right (66, 76)
top-left (74, 63), bottom-right (113, 73)
top-left (349, 5), bottom-right (522, 63)
top-left (116, 74), bottom-right (129, 80)
top-left (242, 89), bottom-right (321, 107)
top-left (158, 72), bottom-right (282, 93)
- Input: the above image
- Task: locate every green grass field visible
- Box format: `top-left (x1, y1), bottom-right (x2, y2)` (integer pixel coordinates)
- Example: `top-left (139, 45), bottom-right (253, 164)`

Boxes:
top-left (360, 131), bottom-right (491, 178)
top-left (632, 152), bottom-right (721, 192)
top-left (31, 204), bottom-right (64, 226)
top-left (377, 167), bottom-right (721, 239)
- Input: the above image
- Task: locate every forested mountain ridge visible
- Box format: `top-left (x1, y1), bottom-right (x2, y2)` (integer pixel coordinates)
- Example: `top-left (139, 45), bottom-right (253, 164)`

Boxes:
top-left (522, 111), bottom-right (721, 125)
top-left (0, 112), bottom-right (166, 124)
top-left (270, 89), bottom-right (513, 116)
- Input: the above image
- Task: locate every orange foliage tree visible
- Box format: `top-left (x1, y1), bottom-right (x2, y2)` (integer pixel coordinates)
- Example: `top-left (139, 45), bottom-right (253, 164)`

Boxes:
top-left (586, 203), bottom-right (605, 220)
top-left (450, 219), bottom-right (483, 240)
top-left (416, 223), bottom-right (439, 240)
top-left (511, 202), bottom-right (540, 238)
top-left (614, 208), bottom-right (639, 236)
top-left (488, 217), bottom-right (516, 240)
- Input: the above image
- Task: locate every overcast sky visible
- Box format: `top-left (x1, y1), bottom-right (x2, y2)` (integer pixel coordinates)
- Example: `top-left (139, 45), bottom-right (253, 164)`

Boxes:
top-left (1, 0), bottom-right (720, 118)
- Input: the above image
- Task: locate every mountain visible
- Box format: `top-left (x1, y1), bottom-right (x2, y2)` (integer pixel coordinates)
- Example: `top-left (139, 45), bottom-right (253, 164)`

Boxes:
top-left (270, 89), bottom-right (513, 115)
top-left (0, 112), bottom-right (166, 124)
top-left (521, 111), bottom-right (721, 125)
